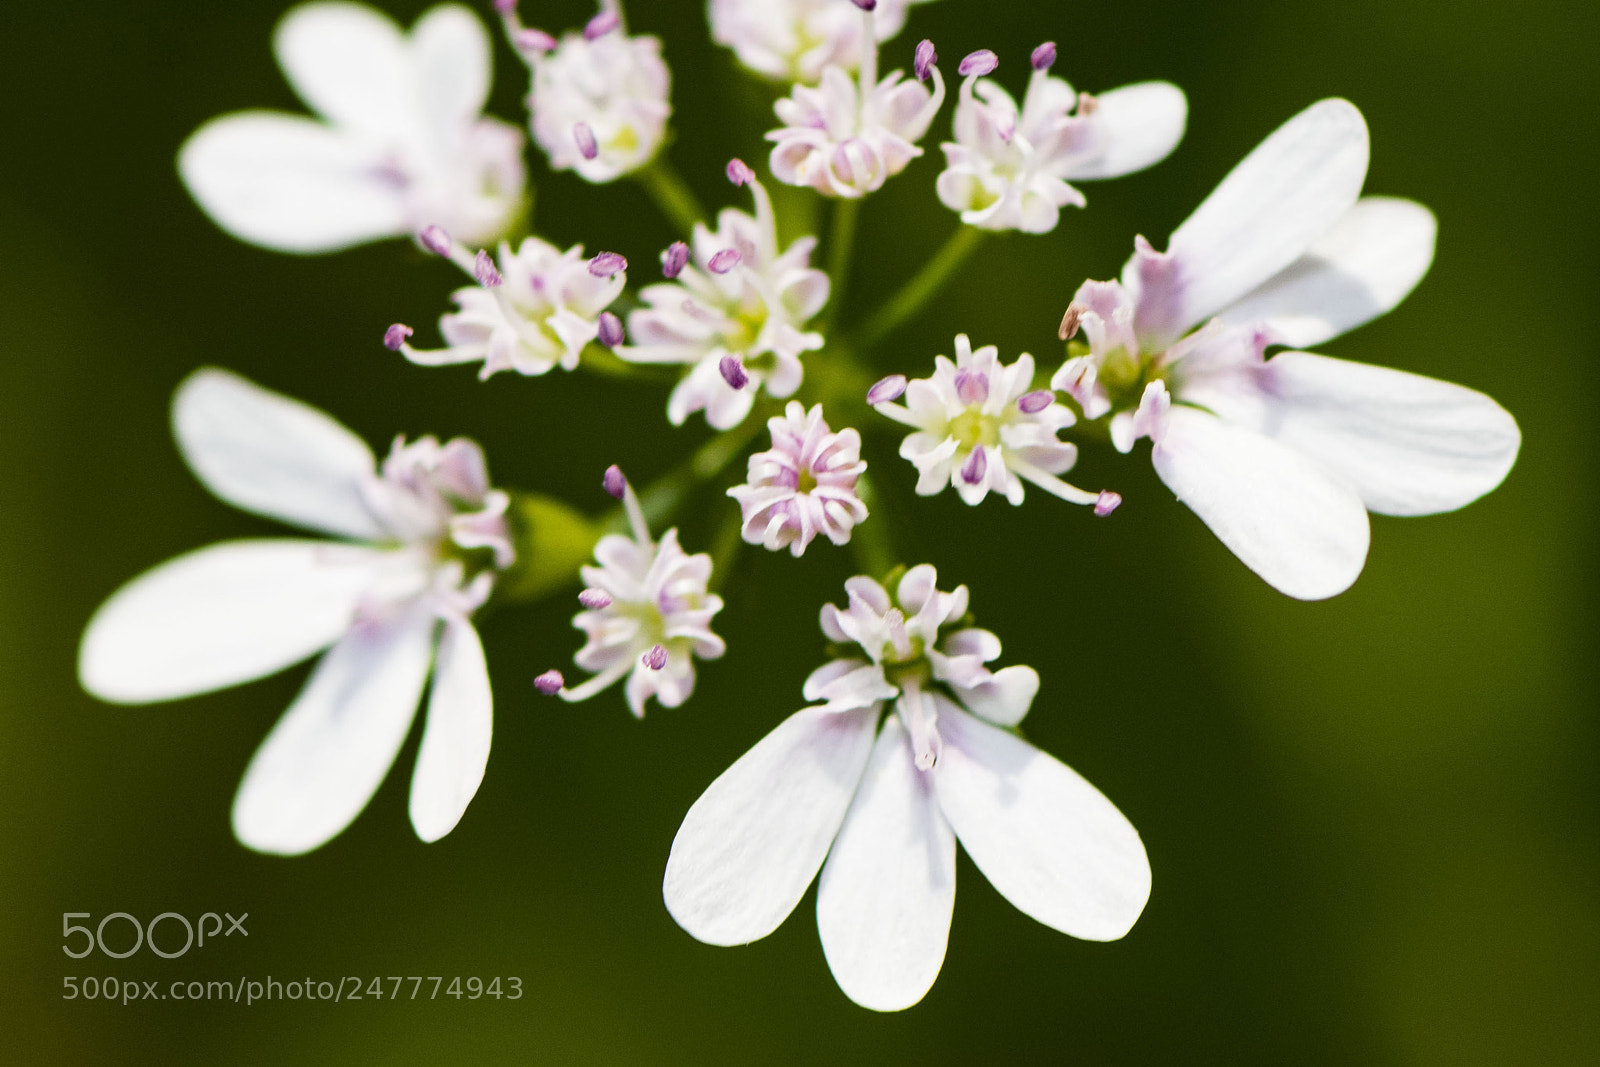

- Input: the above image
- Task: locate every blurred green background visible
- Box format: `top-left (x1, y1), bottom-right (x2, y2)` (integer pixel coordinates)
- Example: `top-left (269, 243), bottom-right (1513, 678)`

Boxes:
top-left (2, 0), bottom-right (1596, 1061)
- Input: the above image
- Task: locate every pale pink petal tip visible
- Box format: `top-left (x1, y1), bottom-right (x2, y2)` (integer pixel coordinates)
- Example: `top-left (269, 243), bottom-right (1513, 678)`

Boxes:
top-left (1031, 41), bottom-right (1057, 71)
top-left (474, 249), bottom-right (502, 287)
top-left (959, 49), bottom-right (998, 77)
top-left (955, 369), bottom-right (989, 405)
top-left (914, 40), bottom-right (938, 82)
top-left (719, 355), bottom-right (750, 390)
top-left (589, 251), bottom-right (627, 277)
top-left (383, 323), bottom-right (413, 351)
top-left (534, 670), bottom-right (565, 695)
top-left (574, 122), bottom-right (599, 160)
top-left (597, 311), bottom-right (625, 347)
top-left (867, 374), bottom-right (908, 405)
top-left (643, 644), bottom-right (668, 670)
top-left (1094, 490), bottom-right (1122, 517)
top-left (707, 248), bottom-right (742, 274)
top-left (603, 464), bottom-right (627, 499)
top-left (419, 225), bottom-right (452, 257)
top-left (1017, 389), bottom-right (1054, 414)
top-left (584, 12), bottom-right (620, 39)
top-left (578, 588), bottom-right (613, 610)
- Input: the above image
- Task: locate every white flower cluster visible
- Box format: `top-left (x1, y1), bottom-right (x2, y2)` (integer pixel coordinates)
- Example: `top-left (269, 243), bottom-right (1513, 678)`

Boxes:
top-left (86, 0), bottom-right (1522, 1017)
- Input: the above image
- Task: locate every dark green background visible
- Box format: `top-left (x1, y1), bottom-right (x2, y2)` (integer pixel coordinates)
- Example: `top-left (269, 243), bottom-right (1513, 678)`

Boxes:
top-left (3, 0), bottom-right (1596, 1061)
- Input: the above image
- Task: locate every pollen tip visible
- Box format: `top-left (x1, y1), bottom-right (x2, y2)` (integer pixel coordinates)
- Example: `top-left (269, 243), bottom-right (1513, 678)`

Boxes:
top-left (534, 670), bottom-right (565, 695)
top-left (1031, 41), bottom-right (1057, 71)
top-left (383, 323), bottom-right (413, 351)
top-left (597, 311), bottom-right (625, 348)
top-left (958, 49), bottom-right (998, 78)
top-left (1094, 490), bottom-right (1122, 517)
top-left (603, 464), bottom-right (627, 499)
top-left (418, 225), bottom-right (452, 257)
top-left (707, 248), bottom-right (742, 274)
top-left (726, 158), bottom-right (756, 186)
top-left (643, 644), bottom-right (668, 671)
top-left (584, 11), bottom-right (620, 39)
top-left (866, 374), bottom-right (908, 405)
top-left (719, 355), bottom-right (750, 390)
top-left (1058, 304), bottom-right (1084, 340)
top-left (574, 121), bottom-right (599, 160)
top-left (578, 588), bottom-right (613, 610)
top-left (473, 249), bottom-right (502, 287)
top-left (661, 241), bottom-right (689, 279)
top-left (589, 251), bottom-right (627, 277)
top-left (914, 39), bottom-right (937, 82)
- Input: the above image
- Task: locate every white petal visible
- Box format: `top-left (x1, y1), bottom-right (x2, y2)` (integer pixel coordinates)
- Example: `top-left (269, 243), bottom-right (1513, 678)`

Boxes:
top-left (952, 664), bottom-right (1040, 728)
top-left (1133, 98), bottom-right (1369, 343)
top-left (178, 112), bottom-right (409, 253)
top-left (173, 367), bottom-right (385, 540)
top-left (934, 701), bottom-right (1150, 941)
top-left (274, 1), bottom-right (413, 142)
top-left (1153, 405), bottom-right (1370, 600)
top-left (232, 603), bottom-right (437, 855)
top-left (1249, 351), bottom-right (1520, 516)
top-left (410, 4), bottom-right (492, 136)
top-left (817, 716), bottom-right (956, 1012)
top-left (408, 618), bottom-right (493, 843)
top-left (1216, 197), bottom-right (1437, 347)
top-left (1068, 81), bottom-right (1188, 181)
top-left (663, 706), bottom-right (879, 946)
top-left (79, 539), bottom-right (385, 704)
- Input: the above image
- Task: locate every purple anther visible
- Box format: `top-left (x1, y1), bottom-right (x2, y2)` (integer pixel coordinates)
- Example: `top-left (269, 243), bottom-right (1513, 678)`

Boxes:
top-left (849, 0), bottom-right (878, 10)
top-left (954, 369), bottom-right (989, 406)
top-left (589, 251), bottom-right (627, 277)
top-left (914, 39), bottom-right (938, 82)
top-left (383, 323), bottom-right (413, 351)
top-left (474, 249), bottom-right (502, 287)
top-left (866, 374), bottom-right (908, 405)
top-left (603, 464), bottom-right (627, 499)
top-left (534, 670), bottom-right (565, 695)
top-left (418, 225), bottom-right (452, 257)
top-left (707, 248), bottom-right (742, 274)
top-left (642, 644), bottom-right (669, 671)
top-left (584, 11), bottom-right (620, 39)
top-left (726, 158), bottom-right (756, 186)
top-left (515, 28), bottom-right (556, 53)
top-left (578, 588), bottom-right (613, 610)
top-left (1031, 41), bottom-right (1057, 71)
top-left (574, 121), bottom-right (599, 160)
top-left (597, 311), bottom-right (625, 348)
top-left (1058, 303), bottom-right (1084, 340)
top-left (961, 448), bottom-right (988, 485)
top-left (661, 241), bottom-right (689, 279)
top-left (1017, 389), bottom-right (1054, 414)
top-left (1094, 490), bottom-right (1122, 517)
top-left (493, 0), bottom-right (517, 14)
top-left (958, 49), bottom-right (998, 77)
top-left (719, 355), bottom-right (749, 390)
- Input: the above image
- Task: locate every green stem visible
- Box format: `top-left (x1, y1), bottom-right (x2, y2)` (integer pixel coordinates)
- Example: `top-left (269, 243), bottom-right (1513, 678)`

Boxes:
top-left (634, 157), bottom-right (707, 236)
top-left (852, 226), bottom-right (987, 355)
top-left (823, 198), bottom-right (860, 336)
top-left (607, 401), bottom-right (775, 536)
top-left (707, 505), bottom-right (746, 595)
top-left (850, 472), bottom-right (897, 580)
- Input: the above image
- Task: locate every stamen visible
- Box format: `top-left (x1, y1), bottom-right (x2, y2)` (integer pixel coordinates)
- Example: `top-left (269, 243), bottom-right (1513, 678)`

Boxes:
top-left (597, 311), bottom-right (625, 347)
top-left (383, 323), bottom-right (413, 351)
top-left (603, 464), bottom-right (627, 500)
top-left (954, 369), bottom-right (989, 405)
top-left (707, 248), bottom-right (742, 274)
top-left (515, 28), bottom-right (556, 53)
top-left (719, 355), bottom-right (749, 390)
top-left (958, 49), bottom-right (998, 77)
top-left (726, 158), bottom-right (756, 186)
top-left (589, 251), bottom-right (627, 277)
top-left (900, 679), bottom-right (942, 771)
top-left (1058, 303), bottom-right (1084, 340)
top-left (418, 225), bottom-right (452, 258)
top-left (1094, 490), bottom-right (1122, 517)
top-left (849, 0), bottom-right (877, 8)
top-left (1078, 91), bottom-right (1100, 116)
top-left (642, 644), bottom-right (668, 671)
top-left (574, 122), bottom-right (599, 160)
top-left (662, 241), bottom-right (689, 279)
top-left (961, 448), bottom-right (988, 485)
top-left (914, 39), bottom-right (937, 82)
top-left (578, 588), bottom-right (613, 610)
top-left (584, 11), bottom-right (620, 39)
top-left (474, 249), bottom-right (502, 287)
top-left (494, 0), bottom-right (517, 13)
top-left (1017, 389), bottom-right (1054, 414)
top-left (867, 374), bottom-right (908, 405)
top-left (534, 670), bottom-right (565, 695)
top-left (1031, 41), bottom-right (1057, 71)
top-left (884, 609), bottom-right (913, 660)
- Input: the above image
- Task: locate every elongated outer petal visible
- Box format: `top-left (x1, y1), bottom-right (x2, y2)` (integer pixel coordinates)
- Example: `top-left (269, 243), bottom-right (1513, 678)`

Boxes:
top-left (1216, 197), bottom-right (1437, 348)
top-left (274, 1), bottom-right (412, 142)
top-left (1249, 352), bottom-right (1520, 516)
top-left (410, 5), bottom-right (492, 136)
top-left (817, 716), bottom-right (956, 1012)
top-left (79, 539), bottom-right (386, 704)
top-left (1153, 405), bottom-right (1370, 600)
top-left (408, 618), bottom-right (492, 843)
top-left (177, 112), bottom-right (410, 254)
top-left (664, 706), bottom-right (880, 946)
top-left (1132, 99), bottom-right (1369, 345)
top-left (233, 603), bottom-right (437, 855)
top-left (173, 367), bottom-right (385, 541)
top-left (1068, 82), bottom-right (1188, 181)
top-left (934, 700), bottom-right (1150, 942)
